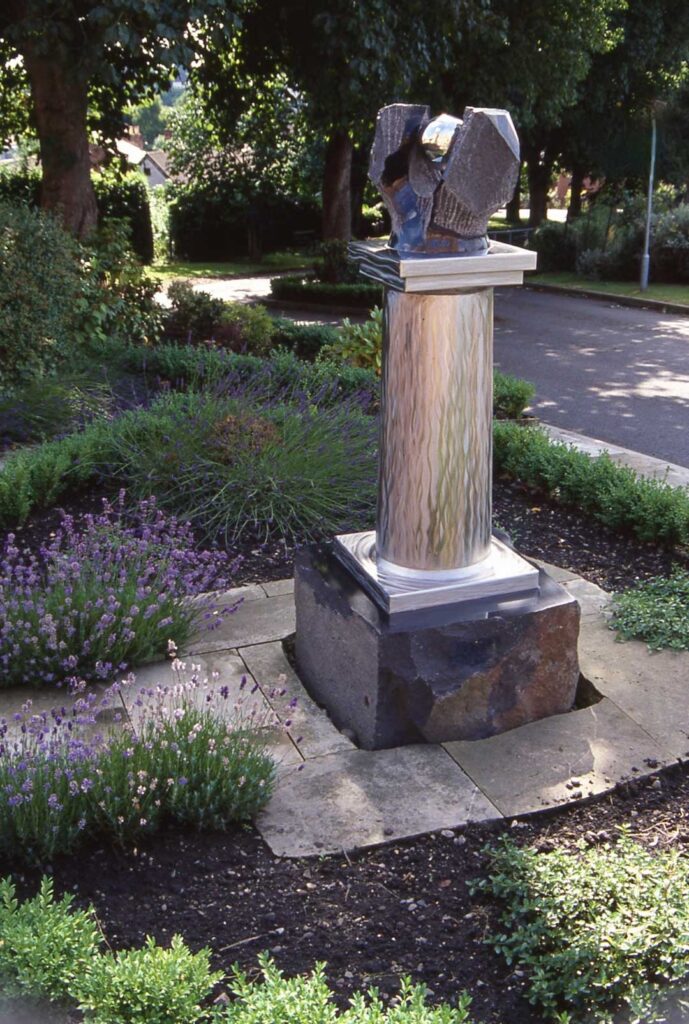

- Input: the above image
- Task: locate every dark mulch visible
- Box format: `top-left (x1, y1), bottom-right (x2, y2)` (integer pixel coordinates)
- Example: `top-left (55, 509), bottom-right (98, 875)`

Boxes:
top-left (3, 476), bottom-right (689, 1020)
top-left (6, 475), bottom-right (686, 593)
top-left (6, 763), bottom-right (689, 1023)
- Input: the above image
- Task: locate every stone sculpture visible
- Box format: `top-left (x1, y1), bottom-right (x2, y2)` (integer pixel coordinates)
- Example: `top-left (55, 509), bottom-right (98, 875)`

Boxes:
top-left (369, 103), bottom-right (520, 254)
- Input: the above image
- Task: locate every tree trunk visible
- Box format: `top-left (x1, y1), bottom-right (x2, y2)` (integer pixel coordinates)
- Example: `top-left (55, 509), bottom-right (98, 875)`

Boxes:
top-left (567, 166), bottom-right (584, 221)
top-left (24, 53), bottom-right (97, 240)
top-left (526, 152), bottom-right (551, 228)
top-left (505, 169), bottom-right (521, 224)
top-left (322, 131), bottom-right (353, 241)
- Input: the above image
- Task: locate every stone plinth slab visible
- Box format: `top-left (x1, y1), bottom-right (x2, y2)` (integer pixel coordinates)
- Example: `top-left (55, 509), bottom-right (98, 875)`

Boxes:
top-left (579, 617), bottom-right (689, 759)
top-left (184, 593), bottom-right (296, 655)
top-left (295, 546), bottom-right (580, 749)
top-left (239, 642), bottom-right (354, 760)
top-left (257, 745), bottom-right (499, 857)
top-left (444, 698), bottom-right (674, 817)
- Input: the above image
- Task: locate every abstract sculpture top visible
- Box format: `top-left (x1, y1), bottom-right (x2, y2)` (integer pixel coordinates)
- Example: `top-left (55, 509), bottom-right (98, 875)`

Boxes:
top-left (370, 104), bottom-right (519, 256)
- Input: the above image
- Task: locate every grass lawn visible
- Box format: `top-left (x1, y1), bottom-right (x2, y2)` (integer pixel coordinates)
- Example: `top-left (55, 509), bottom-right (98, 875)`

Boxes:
top-left (147, 250), bottom-right (313, 282)
top-left (529, 271), bottom-right (689, 307)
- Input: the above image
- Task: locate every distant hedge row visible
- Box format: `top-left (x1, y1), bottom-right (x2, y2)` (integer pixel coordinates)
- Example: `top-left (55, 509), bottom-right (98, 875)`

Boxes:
top-left (0, 168), bottom-right (154, 263)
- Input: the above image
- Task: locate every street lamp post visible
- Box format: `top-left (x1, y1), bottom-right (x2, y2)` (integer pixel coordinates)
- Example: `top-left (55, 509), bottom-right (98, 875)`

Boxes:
top-left (640, 113), bottom-right (657, 292)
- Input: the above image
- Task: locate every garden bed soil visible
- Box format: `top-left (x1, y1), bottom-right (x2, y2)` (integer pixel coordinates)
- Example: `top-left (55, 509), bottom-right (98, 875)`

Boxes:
top-left (6, 476), bottom-right (687, 594)
top-left (4, 472), bottom-right (689, 1022)
top-left (7, 763), bottom-right (689, 1024)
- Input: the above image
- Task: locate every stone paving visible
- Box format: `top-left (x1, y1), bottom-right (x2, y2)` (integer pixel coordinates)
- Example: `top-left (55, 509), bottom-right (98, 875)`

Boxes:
top-left (3, 565), bottom-right (688, 859)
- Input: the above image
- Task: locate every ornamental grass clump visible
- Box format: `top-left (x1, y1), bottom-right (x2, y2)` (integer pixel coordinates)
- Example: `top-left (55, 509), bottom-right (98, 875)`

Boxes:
top-left (0, 492), bottom-right (229, 688)
top-left (110, 389), bottom-right (377, 543)
top-left (0, 666), bottom-right (276, 865)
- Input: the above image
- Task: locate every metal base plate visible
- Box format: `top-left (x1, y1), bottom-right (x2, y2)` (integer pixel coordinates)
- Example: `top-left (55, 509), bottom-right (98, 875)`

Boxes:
top-left (333, 532), bottom-right (539, 614)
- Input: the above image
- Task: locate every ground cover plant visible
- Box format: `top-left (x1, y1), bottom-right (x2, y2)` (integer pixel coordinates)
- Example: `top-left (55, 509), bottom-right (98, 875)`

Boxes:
top-left (611, 568), bottom-right (689, 650)
top-left (472, 832), bottom-right (689, 1022)
top-left (0, 492), bottom-right (229, 687)
top-left (0, 668), bottom-right (275, 865)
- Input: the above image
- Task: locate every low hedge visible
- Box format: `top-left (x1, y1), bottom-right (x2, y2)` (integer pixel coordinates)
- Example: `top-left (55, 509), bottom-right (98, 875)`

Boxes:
top-left (494, 420), bottom-right (689, 546)
top-left (270, 275), bottom-right (382, 309)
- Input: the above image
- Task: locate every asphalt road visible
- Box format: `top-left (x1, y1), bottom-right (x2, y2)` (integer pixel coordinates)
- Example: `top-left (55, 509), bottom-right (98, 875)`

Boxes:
top-left (494, 288), bottom-right (689, 468)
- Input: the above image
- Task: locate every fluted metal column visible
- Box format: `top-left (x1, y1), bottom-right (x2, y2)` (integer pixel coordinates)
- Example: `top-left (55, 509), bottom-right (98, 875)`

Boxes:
top-left (377, 287), bottom-right (493, 573)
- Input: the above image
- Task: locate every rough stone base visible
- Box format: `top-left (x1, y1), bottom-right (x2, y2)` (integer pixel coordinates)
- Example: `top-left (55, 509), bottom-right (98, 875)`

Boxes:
top-left (295, 545), bottom-right (581, 749)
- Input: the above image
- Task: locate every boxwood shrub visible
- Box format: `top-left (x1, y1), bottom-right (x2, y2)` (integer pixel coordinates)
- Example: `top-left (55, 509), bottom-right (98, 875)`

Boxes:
top-left (271, 274), bottom-right (382, 309)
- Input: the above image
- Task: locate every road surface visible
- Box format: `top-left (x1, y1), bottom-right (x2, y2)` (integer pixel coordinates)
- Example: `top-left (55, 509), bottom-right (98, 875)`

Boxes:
top-left (494, 288), bottom-right (689, 469)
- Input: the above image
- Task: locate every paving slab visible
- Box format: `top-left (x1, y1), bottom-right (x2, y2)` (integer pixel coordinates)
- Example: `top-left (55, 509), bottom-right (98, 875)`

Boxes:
top-left (124, 652), bottom-right (302, 767)
top-left (256, 745), bottom-right (500, 857)
top-left (579, 617), bottom-right (689, 760)
top-left (184, 593), bottom-right (296, 655)
top-left (239, 641), bottom-right (354, 759)
top-left (444, 698), bottom-right (674, 817)
top-left (0, 682), bottom-right (112, 743)
top-left (563, 578), bottom-right (612, 618)
top-left (193, 584), bottom-right (266, 607)
top-left (531, 558), bottom-right (579, 583)
top-left (261, 579), bottom-right (295, 598)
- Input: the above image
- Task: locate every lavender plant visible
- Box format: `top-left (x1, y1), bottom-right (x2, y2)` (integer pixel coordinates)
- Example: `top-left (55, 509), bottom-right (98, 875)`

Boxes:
top-left (0, 666), bottom-right (276, 865)
top-left (0, 492), bottom-right (229, 688)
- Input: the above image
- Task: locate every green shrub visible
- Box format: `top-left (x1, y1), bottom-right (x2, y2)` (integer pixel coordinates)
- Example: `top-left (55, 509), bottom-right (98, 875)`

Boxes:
top-left (220, 954), bottom-right (474, 1024)
top-left (0, 167), bottom-right (154, 264)
top-left (494, 421), bottom-right (689, 546)
top-left (93, 171), bottom-right (154, 264)
top-left (652, 204), bottom-right (689, 284)
top-left (0, 421), bottom-right (113, 529)
top-left (269, 317), bottom-right (339, 360)
top-left (529, 221), bottom-right (577, 272)
top-left (0, 372), bottom-right (113, 445)
top-left (611, 569), bottom-right (689, 650)
top-left (217, 302), bottom-right (275, 356)
top-left (168, 182), bottom-right (320, 261)
top-left (163, 281), bottom-right (226, 344)
top-left (321, 307), bottom-right (384, 374)
top-left (493, 372), bottom-right (535, 419)
top-left (313, 239), bottom-right (360, 284)
top-left (108, 390), bottom-right (377, 542)
top-left (0, 877), bottom-right (100, 1004)
top-left (74, 936), bottom-right (221, 1024)
top-left (0, 202), bottom-right (85, 391)
top-left (78, 219), bottom-right (162, 348)
top-left (1, 672), bottom-right (275, 864)
top-left (473, 833), bottom-right (689, 1022)
top-left (270, 275), bottom-right (382, 309)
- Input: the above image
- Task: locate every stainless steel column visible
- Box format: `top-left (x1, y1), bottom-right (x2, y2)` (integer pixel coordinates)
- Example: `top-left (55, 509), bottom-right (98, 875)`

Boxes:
top-left (377, 287), bottom-right (493, 572)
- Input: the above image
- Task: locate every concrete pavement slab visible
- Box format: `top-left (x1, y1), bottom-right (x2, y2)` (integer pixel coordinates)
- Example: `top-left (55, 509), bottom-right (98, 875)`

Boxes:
top-left (444, 698), bottom-right (674, 817)
top-left (257, 745), bottom-right (500, 857)
top-left (239, 641), bottom-right (354, 760)
top-left (579, 617), bottom-right (689, 760)
top-left (184, 593), bottom-right (296, 655)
